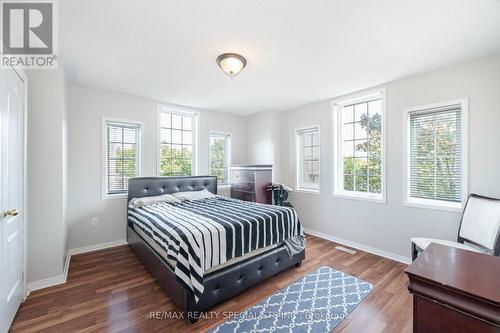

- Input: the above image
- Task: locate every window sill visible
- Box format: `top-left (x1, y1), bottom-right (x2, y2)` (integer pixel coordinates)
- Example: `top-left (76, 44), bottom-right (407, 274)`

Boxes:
top-left (217, 184), bottom-right (231, 189)
top-left (295, 188), bottom-right (321, 195)
top-left (404, 198), bottom-right (463, 213)
top-left (102, 193), bottom-right (128, 201)
top-left (331, 191), bottom-right (386, 204)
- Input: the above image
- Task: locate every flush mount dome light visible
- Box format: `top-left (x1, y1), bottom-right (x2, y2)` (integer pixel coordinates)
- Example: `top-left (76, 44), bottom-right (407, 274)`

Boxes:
top-left (216, 53), bottom-right (247, 77)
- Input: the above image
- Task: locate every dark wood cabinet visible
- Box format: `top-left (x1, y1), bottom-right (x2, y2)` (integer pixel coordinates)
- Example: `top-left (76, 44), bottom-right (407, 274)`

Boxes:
top-left (405, 244), bottom-right (500, 333)
top-left (230, 165), bottom-right (272, 204)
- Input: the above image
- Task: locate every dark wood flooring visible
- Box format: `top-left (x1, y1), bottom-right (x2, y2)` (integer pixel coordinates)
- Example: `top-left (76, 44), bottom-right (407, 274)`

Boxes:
top-left (10, 235), bottom-right (412, 332)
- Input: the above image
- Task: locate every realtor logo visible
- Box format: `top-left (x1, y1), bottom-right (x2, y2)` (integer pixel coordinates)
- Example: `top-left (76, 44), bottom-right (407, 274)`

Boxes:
top-left (1, 0), bottom-right (58, 68)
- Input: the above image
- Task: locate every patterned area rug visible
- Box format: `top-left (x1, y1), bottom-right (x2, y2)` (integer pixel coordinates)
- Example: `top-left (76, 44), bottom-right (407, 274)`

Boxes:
top-left (208, 266), bottom-right (373, 333)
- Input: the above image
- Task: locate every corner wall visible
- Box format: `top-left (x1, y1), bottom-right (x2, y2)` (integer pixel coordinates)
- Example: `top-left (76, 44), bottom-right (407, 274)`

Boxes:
top-left (245, 110), bottom-right (283, 181)
top-left (26, 68), bottom-right (68, 283)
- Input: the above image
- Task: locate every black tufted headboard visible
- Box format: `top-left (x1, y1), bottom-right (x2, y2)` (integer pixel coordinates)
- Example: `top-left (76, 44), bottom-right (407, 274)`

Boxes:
top-left (127, 176), bottom-right (218, 203)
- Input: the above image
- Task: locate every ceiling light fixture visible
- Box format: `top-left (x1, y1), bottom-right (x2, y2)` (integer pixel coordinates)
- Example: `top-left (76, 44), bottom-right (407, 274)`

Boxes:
top-left (216, 53), bottom-right (247, 77)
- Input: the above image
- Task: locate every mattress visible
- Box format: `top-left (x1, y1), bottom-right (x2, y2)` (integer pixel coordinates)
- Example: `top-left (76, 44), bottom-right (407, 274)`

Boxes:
top-left (134, 224), bottom-right (281, 274)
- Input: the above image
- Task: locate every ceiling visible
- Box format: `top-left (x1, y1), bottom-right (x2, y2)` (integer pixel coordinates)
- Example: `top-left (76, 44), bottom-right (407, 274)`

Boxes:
top-left (61, 0), bottom-right (500, 115)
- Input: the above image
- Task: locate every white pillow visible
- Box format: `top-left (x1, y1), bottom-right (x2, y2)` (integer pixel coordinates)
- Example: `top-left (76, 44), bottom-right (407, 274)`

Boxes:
top-left (172, 189), bottom-right (215, 201)
top-left (129, 194), bottom-right (181, 208)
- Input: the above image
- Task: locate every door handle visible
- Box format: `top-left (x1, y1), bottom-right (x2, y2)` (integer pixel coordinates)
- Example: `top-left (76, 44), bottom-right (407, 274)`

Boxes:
top-left (2, 209), bottom-right (19, 217)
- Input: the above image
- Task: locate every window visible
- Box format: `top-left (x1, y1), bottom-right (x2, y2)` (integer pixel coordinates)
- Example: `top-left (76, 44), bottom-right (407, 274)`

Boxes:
top-left (158, 108), bottom-right (198, 176)
top-left (296, 127), bottom-right (320, 191)
top-left (404, 99), bottom-right (467, 210)
top-left (209, 132), bottom-right (231, 185)
top-left (333, 89), bottom-right (386, 202)
top-left (103, 119), bottom-right (142, 197)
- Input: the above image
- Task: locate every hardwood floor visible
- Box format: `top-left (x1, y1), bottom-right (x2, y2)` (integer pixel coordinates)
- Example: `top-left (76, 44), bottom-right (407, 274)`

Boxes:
top-left (10, 235), bottom-right (412, 332)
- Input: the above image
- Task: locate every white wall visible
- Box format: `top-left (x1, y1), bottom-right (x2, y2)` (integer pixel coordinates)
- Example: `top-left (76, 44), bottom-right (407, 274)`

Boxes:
top-left (67, 87), bottom-right (247, 249)
top-left (245, 110), bottom-right (283, 181)
top-left (268, 54), bottom-right (500, 260)
top-left (26, 68), bottom-right (68, 283)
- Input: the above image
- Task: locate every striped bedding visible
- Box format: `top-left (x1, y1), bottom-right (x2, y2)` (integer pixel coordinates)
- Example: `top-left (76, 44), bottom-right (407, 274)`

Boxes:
top-left (128, 196), bottom-right (303, 302)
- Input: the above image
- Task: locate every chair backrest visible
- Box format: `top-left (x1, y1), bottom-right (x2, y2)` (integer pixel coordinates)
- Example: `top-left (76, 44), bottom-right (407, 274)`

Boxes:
top-left (458, 194), bottom-right (500, 255)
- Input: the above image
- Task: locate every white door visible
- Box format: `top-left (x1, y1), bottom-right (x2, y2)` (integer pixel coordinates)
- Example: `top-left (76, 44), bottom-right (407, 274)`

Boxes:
top-left (0, 67), bottom-right (25, 333)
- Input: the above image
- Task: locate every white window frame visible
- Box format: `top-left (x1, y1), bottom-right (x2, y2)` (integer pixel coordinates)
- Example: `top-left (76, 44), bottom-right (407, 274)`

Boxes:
top-left (102, 117), bottom-right (143, 200)
top-left (295, 126), bottom-right (321, 193)
top-left (209, 131), bottom-right (232, 187)
top-left (157, 104), bottom-right (199, 176)
top-left (402, 98), bottom-right (468, 212)
top-left (332, 88), bottom-right (387, 203)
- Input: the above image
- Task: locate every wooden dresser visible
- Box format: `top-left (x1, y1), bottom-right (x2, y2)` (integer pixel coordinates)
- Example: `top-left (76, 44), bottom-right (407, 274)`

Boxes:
top-left (405, 243), bottom-right (500, 333)
top-left (230, 165), bottom-right (272, 204)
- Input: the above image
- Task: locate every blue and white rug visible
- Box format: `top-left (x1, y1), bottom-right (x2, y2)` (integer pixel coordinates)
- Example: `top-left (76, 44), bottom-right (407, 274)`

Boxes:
top-left (208, 266), bottom-right (373, 333)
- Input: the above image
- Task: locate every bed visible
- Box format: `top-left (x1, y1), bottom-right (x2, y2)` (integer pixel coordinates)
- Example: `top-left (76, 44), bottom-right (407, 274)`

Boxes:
top-left (126, 176), bottom-right (305, 322)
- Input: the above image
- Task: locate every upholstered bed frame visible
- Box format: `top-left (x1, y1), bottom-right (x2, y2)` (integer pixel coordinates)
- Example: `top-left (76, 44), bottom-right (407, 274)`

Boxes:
top-left (127, 176), bottom-right (305, 323)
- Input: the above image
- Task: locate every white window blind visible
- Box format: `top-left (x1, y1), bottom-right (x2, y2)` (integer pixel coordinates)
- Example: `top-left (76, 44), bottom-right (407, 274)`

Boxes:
top-left (209, 133), bottom-right (231, 185)
top-left (297, 127), bottom-right (320, 191)
top-left (159, 110), bottom-right (197, 176)
top-left (105, 121), bottom-right (141, 195)
top-left (409, 106), bottom-right (462, 203)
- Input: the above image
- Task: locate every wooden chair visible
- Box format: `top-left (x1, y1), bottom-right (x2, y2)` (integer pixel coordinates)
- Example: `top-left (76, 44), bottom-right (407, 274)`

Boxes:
top-left (411, 194), bottom-right (500, 260)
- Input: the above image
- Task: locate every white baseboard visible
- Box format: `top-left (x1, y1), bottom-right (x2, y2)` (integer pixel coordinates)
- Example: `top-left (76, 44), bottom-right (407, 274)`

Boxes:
top-left (62, 251), bottom-right (72, 286)
top-left (26, 274), bottom-right (66, 294)
top-left (303, 228), bottom-right (412, 265)
top-left (26, 239), bottom-right (128, 294)
top-left (68, 239), bottom-right (128, 256)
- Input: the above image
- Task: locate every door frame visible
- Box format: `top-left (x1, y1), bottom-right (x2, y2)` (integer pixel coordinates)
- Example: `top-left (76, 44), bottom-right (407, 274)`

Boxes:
top-left (9, 66), bottom-right (28, 301)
